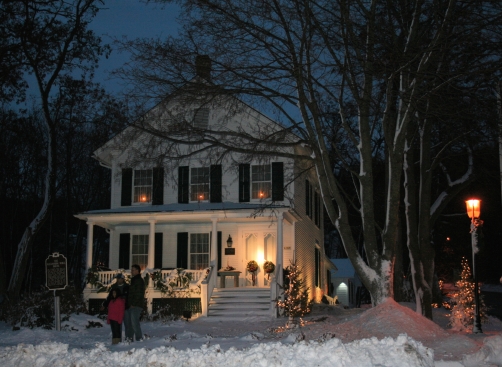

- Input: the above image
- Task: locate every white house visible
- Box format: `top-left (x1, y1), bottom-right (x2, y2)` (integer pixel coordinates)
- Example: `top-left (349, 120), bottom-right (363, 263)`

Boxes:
top-left (76, 56), bottom-right (334, 318)
top-left (330, 258), bottom-right (363, 307)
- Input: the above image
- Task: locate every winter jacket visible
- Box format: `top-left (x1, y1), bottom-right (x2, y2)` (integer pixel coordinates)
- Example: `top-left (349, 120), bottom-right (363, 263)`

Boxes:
top-left (102, 283), bottom-right (129, 309)
top-left (128, 274), bottom-right (145, 308)
top-left (107, 297), bottom-right (126, 324)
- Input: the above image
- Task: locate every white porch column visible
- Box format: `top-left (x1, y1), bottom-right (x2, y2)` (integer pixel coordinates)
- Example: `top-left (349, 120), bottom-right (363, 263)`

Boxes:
top-left (276, 213), bottom-right (284, 312)
top-left (148, 219), bottom-right (156, 269)
top-left (86, 221), bottom-right (94, 270)
top-left (276, 212), bottom-right (284, 275)
top-left (211, 217), bottom-right (217, 267)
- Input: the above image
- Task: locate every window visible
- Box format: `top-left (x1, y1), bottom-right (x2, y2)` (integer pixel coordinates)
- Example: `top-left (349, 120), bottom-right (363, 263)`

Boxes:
top-left (132, 234), bottom-right (148, 270)
top-left (193, 108), bottom-right (209, 129)
top-left (190, 167), bottom-right (210, 201)
top-left (190, 233), bottom-right (209, 270)
top-left (306, 179), bottom-right (322, 228)
top-left (133, 169), bottom-right (152, 203)
top-left (251, 164), bottom-right (271, 199)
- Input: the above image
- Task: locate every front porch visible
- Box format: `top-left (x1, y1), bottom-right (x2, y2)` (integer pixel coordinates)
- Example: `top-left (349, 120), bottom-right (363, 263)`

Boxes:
top-left (84, 267), bottom-right (279, 318)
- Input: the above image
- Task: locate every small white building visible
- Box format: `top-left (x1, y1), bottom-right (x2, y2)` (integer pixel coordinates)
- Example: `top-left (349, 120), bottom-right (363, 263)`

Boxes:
top-left (330, 258), bottom-right (362, 307)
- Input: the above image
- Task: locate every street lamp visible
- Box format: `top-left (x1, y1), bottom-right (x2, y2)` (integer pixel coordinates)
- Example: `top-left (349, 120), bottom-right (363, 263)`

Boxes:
top-left (465, 199), bottom-right (483, 334)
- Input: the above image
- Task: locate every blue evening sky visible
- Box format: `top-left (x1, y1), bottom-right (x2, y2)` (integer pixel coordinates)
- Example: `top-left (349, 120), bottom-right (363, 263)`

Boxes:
top-left (91, 0), bottom-right (181, 94)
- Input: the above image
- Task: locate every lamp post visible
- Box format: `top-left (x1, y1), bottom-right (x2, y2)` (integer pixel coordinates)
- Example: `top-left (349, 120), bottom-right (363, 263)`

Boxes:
top-left (465, 199), bottom-right (483, 334)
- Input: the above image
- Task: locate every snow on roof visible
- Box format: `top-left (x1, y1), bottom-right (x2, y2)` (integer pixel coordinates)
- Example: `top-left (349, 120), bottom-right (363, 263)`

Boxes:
top-left (80, 202), bottom-right (290, 215)
top-left (330, 258), bottom-right (356, 278)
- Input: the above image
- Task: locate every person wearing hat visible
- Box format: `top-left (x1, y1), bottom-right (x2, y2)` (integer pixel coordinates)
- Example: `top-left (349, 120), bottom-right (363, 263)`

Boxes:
top-left (100, 273), bottom-right (130, 341)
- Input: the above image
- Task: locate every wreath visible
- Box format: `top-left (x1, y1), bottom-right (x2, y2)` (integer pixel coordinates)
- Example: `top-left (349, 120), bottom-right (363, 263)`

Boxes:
top-left (246, 260), bottom-right (258, 272)
top-left (263, 261), bottom-right (275, 273)
top-left (247, 260), bottom-right (258, 286)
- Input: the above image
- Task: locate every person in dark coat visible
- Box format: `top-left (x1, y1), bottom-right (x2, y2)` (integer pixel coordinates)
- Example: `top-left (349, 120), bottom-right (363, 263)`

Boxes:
top-left (107, 289), bottom-right (126, 345)
top-left (123, 264), bottom-right (145, 342)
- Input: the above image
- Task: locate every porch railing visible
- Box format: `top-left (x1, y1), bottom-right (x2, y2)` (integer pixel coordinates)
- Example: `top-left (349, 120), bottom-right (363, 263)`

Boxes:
top-left (91, 269), bottom-right (209, 294)
top-left (200, 265), bottom-right (216, 316)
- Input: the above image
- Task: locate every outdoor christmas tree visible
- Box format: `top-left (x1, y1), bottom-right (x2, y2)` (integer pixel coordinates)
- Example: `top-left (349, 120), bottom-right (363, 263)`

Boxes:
top-left (448, 257), bottom-right (485, 331)
top-left (276, 261), bottom-right (313, 328)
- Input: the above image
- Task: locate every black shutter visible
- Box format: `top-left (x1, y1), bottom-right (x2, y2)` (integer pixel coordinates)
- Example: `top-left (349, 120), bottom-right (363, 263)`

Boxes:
top-left (239, 164), bottom-right (250, 202)
top-left (119, 233), bottom-right (130, 269)
top-left (155, 232), bottom-right (163, 269)
top-left (315, 247), bottom-right (320, 287)
top-left (177, 232), bottom-right (188, 269)
top-left (217, 231), bottom-right (222, 271)
top-left (210, 164), bottom-right (222, 203)
top-left (271, 162), bottom-right (284, 201)
top-left (121, 168), bottom-right (132, 206)
top-left (305, 180), bottom-right (310, 217)
top-left (178, 166), bottom-right (189, 203)
top-left (152, 167), bottom-right (164, 205)
top-left (314, 190), bottom-right (319, 226)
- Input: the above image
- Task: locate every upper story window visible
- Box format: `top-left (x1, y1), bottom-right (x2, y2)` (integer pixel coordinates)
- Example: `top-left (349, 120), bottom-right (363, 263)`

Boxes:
top-left (190, 167), bottom-right (210, 201)
top-left (193, 108), bottom-right (209, 129)
top-left (251, 164), bottom-right (271, 199)
top-left (306, 179), bottom-right (322, 228)
top-left (133, 169), bottom-right (152, 203)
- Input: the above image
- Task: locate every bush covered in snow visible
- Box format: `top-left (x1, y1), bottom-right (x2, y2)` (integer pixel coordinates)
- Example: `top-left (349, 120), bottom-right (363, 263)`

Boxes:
top-left (0, 286), bottom-right (87, 329)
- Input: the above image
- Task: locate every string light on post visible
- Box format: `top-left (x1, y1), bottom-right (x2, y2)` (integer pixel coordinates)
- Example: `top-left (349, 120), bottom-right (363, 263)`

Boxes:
top-left (465, 199), bottom-right (483, 334)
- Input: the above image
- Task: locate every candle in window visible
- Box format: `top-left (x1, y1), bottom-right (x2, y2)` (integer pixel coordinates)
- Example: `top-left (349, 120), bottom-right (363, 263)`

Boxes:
top-left (259, 192), bottom-right (264, 198)
top-left (199, 194), bottom-right (204, 200)
top-left (141, 196), bottom-right (146, 202)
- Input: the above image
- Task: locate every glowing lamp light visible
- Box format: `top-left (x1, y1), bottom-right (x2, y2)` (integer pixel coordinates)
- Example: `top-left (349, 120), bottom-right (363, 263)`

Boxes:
top-left (199, 194), bottom-right (204, 200)
top-left (141, 196), bottom-right (147, 202)
top-left (259, 192), bottom-right (264, 198)
top-left (465, 199), bottom-right (481, 220)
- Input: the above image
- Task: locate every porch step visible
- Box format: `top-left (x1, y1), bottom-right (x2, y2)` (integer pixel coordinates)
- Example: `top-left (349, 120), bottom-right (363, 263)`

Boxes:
top-left (208, 287), bottom-right (273, 318)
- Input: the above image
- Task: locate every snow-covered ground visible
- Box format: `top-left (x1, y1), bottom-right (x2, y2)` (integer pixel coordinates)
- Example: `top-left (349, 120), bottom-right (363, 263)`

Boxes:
top-left (1, 295), bottom-right (502, 366)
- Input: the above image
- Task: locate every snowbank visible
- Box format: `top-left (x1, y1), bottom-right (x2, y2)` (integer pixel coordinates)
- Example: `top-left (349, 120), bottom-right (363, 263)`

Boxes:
top-left (0, 334), bottom-right (434, 367)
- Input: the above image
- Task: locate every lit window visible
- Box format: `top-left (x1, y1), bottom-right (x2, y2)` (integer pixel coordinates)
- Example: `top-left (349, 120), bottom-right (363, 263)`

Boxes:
top-left (133, 169), bottom-right (152, 203)
top-left (132, 235), bottom-right (148, 270)
top-left (251, 165), bottom-right (271, 199)
top-left (190, 233), bottom-right (209, 270)
top-left (190, 167), bottom-right (209, 201)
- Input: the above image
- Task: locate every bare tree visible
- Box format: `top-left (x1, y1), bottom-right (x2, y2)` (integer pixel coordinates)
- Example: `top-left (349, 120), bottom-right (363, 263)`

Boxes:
top-left (116, 0), bottom-right (502, 313)
top-left (1, 0), bottom-right (109, 301)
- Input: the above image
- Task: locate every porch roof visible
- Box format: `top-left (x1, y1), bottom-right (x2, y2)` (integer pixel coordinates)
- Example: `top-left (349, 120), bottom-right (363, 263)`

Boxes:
top-left (79, 201), bottom-right (289, 215)
top-left (75, 201), bottom-right (297, 229)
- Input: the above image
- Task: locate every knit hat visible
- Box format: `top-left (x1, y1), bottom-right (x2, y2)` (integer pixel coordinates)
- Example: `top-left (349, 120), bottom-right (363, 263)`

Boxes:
top-left (114, 273), bottom-right (124, 279)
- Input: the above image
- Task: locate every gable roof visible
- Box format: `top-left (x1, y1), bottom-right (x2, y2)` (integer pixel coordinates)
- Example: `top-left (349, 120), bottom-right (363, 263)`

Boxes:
top-left (92, 77), bottom-right (296, 167)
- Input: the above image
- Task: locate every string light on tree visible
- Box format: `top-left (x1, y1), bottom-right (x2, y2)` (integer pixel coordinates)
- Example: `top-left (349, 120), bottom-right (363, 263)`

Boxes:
top-left (276, 261), bottom-right (313, 328)
top-left (448, 257), bottom-right (486, 332)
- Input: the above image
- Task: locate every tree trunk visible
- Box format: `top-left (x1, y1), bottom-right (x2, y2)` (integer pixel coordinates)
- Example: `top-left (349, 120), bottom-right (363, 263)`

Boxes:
top-left (8, 127), bottom-right (55, 301)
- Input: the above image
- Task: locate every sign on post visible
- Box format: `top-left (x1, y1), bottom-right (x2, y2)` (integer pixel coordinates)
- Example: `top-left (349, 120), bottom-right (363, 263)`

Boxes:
top-left (46, 252), bottom-right (68, 290)
top-left (45, 252), bottom-right (67, 331)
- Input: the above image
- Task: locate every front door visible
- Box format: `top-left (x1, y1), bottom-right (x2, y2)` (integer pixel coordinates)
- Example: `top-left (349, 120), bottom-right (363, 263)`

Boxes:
top-left (244, 231), bottom-right (276, 287)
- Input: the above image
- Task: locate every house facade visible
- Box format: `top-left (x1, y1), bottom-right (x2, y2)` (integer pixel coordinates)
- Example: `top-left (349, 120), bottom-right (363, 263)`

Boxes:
top-left (77, 63), bottom-right (334, 317)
